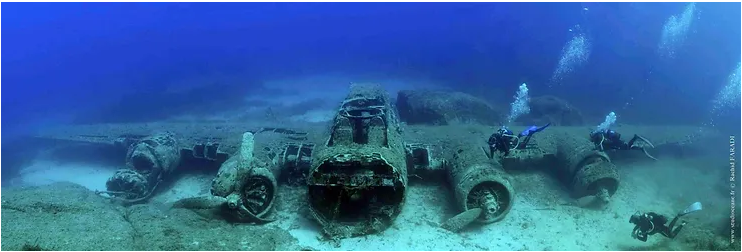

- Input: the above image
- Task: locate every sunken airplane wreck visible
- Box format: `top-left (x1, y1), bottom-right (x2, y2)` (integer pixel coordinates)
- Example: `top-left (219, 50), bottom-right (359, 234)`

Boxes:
top-left (32, 83), bottom-right (719, 239)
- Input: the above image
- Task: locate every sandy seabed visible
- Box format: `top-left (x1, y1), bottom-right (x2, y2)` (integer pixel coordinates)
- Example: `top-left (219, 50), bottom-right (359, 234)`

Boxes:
top-left (5, 153), bottom-right (734, 251)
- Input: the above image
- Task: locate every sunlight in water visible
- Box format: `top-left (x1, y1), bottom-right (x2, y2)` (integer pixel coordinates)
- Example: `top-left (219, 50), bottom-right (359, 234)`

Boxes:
top-left (550, 29), bottom-right (591, 84)
top-left (658, 2), bottom-right (696, 59)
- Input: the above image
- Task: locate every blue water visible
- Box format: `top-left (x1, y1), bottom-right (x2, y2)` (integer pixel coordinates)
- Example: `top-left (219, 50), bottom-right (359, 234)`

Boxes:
top-left (3, 2), bottom-right (740, 135)
top-left (2, 3), bottom-right (741, 250)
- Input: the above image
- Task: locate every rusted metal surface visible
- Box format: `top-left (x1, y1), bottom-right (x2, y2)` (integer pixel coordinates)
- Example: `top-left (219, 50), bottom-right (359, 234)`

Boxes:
top-left (307, 84), bottom-right (409, 238)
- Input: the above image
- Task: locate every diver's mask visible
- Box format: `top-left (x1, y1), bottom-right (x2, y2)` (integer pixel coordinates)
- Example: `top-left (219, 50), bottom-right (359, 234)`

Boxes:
top-left (497, 127), bottom-right (513, 136)
top-left (629, 211), bottom-right (642, 224)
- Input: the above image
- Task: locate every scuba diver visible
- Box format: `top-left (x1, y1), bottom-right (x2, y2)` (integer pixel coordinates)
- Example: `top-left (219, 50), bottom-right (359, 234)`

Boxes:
top-left (629, 202), bottom-right (702, 242)
top-left (589, 129), bottom-right (657, 160)
top-left (488, 123), bottom-right (550, 157)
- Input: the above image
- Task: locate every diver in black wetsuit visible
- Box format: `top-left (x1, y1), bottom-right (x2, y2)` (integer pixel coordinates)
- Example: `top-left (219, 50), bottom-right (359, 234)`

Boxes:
top-left (589, 129), bottom-right (657, 160)
top-left (630, 212), bottom-right (686, 242)
top-left (487, 124), bottom-right (550, 157)
top-left (488, 127), bottom-right (517, 157)
top-left (629, 202), bottom-right (702, 242)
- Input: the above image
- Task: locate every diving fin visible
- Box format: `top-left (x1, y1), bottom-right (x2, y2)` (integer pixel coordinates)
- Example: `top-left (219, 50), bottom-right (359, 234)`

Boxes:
top-left (642, 148), bottom-right (658, 161)
top-left (679, 202), bottom-right (702, 216)
top-left (535, 123), bottom-right (551, 133)
top-left (635, 134), bottom-right (655, 148)
top-left (520, 123), bottom-right (551, 137)
top-left (630, 134), bottom-right (657, 160)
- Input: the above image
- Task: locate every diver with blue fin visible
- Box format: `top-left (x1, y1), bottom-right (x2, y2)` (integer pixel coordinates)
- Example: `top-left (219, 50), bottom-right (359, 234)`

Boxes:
top-left (589, 129), bottom-right (657, 160)
top-left (630, 202), bottom-right (702, 242)
top-left (488, 123), bottom-right (550, 157)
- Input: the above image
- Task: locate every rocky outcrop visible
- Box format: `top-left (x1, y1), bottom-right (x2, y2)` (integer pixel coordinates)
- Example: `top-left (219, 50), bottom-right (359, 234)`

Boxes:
top-left (518, 95), bottom-right (584, 126)
top-left (396, 90), bottom-right (503, 126)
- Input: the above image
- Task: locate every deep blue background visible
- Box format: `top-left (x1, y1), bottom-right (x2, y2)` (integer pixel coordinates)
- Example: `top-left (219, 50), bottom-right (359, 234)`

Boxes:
top-left (3, 2), bottom-right (740, 137)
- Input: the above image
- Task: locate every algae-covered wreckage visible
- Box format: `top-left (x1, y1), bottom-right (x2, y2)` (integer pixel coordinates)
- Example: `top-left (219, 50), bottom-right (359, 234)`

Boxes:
top-left (19, 83), bottom-right (726, 243)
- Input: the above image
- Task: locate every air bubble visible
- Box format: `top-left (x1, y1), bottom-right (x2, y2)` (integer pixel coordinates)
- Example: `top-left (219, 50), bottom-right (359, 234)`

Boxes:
top-left (658, 3), bottom-right (696, 58)
top-left (550, 31), bottom-right (591, 84)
